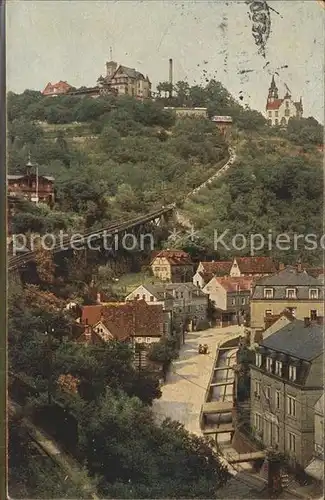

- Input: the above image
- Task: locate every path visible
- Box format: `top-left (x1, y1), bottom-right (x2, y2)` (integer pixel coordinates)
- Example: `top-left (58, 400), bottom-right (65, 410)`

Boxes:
top-left (152, 324), bottom-right (242, 435)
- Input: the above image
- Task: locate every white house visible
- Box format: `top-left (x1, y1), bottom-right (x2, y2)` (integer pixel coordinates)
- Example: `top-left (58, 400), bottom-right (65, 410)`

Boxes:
top-left (266, 76), bottom-right (303, 127)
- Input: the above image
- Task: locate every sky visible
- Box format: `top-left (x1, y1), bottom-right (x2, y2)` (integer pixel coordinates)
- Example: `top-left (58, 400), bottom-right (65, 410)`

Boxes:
top-left (6, 0), bottom-right (325, 122)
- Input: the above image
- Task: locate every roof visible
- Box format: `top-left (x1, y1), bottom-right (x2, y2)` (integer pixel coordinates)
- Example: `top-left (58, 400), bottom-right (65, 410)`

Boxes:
top-left (139, 284), bottom-right (173, 300)
top-left (140, 282), bottom-right (205, 298)
top-left (234, 256), bottom-right (277, 274)
top-left (211, 276), bottom-right (253, 293)
top-left (261, 319), bottom-right (324, 361)
top-left (7, 174), bottom-right (55, 181)
top-left (251, 266), bottom-right (322, 290)
top-left (151, 249), bottom-right (193, 266)
top-left (211, 116), bottom-right (233, 123)
top-left (266, 99), bottom-right (283, 110)
top-left (199, 261), bottom-right (232, 276)
top-left (81, 300), bottom-right (164, 339)
top-left (114, 65), bottom-right (145, 80)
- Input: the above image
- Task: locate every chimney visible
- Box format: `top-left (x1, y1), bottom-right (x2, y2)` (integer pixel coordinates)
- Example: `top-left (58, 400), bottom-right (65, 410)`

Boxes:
top-left (169, 58), bottom-right (173, 98)
top-left (297, 260), bottom-right (302, 273)
top-left (304, 317), bottom-right (311, 327)
top-left (96, 292), bottom-right (101, 304)
top-left (279, 262), bottom-right (285, 271)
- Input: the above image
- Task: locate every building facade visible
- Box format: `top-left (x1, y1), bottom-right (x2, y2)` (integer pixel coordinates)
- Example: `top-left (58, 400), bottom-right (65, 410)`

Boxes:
top-left (305, 394), bottom-right (324, 482)
top-left (250, 265), bottom-right (324, 330)
top-left (250, 319), bottom-right (323, 468)
top-left (266, 76), bottom-right (303, 127)
top-left (8, 160), bottom-right (55, 205)
top-left (97, 60), bottom-right (151, 99)
top-left (150, 250), bottom-right (194, 283)
top-left (203, 276), bottom-right (253, 326)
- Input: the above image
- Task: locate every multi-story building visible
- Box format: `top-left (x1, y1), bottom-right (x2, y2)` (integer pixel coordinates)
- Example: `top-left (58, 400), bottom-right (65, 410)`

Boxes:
top-left (305, 394), bottom-right (324, 482)
top-left (266, 75), bottom-right (303, 127)
top-left (250, 318), bottom-right (323, 467)
top-left (125, 282), bottom-right (208, 329)
top-left (8, 158), bottom-right (55, 206)
top-left (203, 276), bottom-right (253, 326)
top-left (97, 60), bottom-right (151, 99)
top-left (150, 250), bottom-right (194, 283)
top-left (250, 265), bottom-right (324, 330)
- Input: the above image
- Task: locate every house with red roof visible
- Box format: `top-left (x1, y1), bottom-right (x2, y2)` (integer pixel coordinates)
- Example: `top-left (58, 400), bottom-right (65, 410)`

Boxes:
top-left (76, 300), bottom-right (164, 347)
top-left (203, 276), bottom-right (254, 326)
top-left (229, 256), bottom-right (277, 277)
top-left (42, 80), bottom-right (73, 96)
top-left (150, 249), bottom-right (194, 282)
top-left (193, 260), bottom-right (232, 288)
top-left (266, 76), bottom-right (303, 127)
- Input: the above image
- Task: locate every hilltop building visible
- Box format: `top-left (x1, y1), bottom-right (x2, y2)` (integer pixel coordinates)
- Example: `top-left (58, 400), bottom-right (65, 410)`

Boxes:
top-left (150, 250), bottom-right (194, 283)
top-left (97, 60), bottom-right (151, 99)
top-left (266, 76), bottom-right (303, 127)
top-left (42, 80), bottom-right (73, 96)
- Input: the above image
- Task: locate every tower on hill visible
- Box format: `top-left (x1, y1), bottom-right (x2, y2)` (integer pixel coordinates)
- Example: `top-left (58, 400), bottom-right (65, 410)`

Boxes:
top-left (266, 76), bottom-right (303, 127)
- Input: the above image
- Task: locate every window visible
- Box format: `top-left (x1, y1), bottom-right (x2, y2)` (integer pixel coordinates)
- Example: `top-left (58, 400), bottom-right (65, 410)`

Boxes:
top-left (309, 289), bottom-right (319, 299)
top-left (288, 432), bottom-right (296, 452)
top-left (289, 365), bottom-right (296, 381)
top-left (196, 281), bottom-right (200, 287)
top-left (266, 357), bottom-right (273, 372)
top-left (265, 309), bottom-right (273, 317)
top-left (254, 413), bottom-right (263, 432)
top-left (275, 119), bottom-right (279, 125)
top-left (275, 111), bottom-right (278, 117)
top-left (136, 294), bottom-right (140, 299)
top-left (287, 395), bottom-right (296, 417)
top-left (146, 337), bottom-right (151, 343)
top-left (275, 361), bottom-right (282, 376)
top-left (274, 424), bottom-right (280, 444)
top-left (286, 288), bottom-right (296, 299)
top-left (241, 297), bottom-right (246, 305)
top-left (265, 386), bottom-right (271, 401)
top-left (149, 296), bottom-right (154, 302)
top-left (285, 108), bottom-right (290, 116)
top-left (311, 309), bottom-right (317, 320)
top-left (286, 100), bottom-right (289, 108)
top-left (142, 294), bottom-right (146, 300)
top-left (180, 292), bottom-right (184, 299)
top-left (231, 298), bottom-right (236, 305)
top-left (275, 390), bottom-right (281, 409)
top-left (264, 288), bottom-right (274, 299)
top-left (255, 353), bottom-right (262, 367)
top-left (255, 380), bottom-right (261, 397)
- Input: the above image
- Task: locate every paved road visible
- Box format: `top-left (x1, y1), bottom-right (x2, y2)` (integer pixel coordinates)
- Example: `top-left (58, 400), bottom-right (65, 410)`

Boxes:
top-left (152, 324), bottom-right (242, 435)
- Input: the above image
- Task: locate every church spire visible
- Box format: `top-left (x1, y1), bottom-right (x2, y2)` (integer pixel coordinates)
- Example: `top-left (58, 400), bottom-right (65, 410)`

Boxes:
top-left (268, 75), bottom-right (278, 101)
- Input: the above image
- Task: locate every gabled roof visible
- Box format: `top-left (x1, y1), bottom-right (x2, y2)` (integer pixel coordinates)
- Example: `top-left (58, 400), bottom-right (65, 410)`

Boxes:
top-left (261, 319), bottom-right (323, 361)
top-left (137, 284), bottom-right (173, 300)
top-left (151, 250), bottom-right (193, 266)
top-left (207, 276), bottom-right (253, 293)
top-left (234, 256), bottom-right (277, 274)
top-left (114, 65), bottom-right (145, 80)
top-left (199, 261), bottom-right (232, 276)
top-left (266, 99), bottom-right (283, 110)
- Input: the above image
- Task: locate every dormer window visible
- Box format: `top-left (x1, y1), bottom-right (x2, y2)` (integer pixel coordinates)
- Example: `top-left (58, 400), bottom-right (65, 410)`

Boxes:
top-left (255, 353), bottom-right (262, 367)
top-left (309, 289), bottom-right (319, 299)
top-left (264, 288), bottom-right (274, 299)
top-left (266, 357), bottom-right (273, 372)
top-left (289, 365), bottom-right (297, 381)
top-left (275, 360), bottom-right (282, 376)
top-left (286, 288), bottom-right (296, 299)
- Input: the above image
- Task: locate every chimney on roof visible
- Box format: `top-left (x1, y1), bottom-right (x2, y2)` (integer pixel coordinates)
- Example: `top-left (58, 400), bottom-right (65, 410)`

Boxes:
top-left (169, 58), bottom-right (173, 99)
top-left (304, 317), bottom-right (311, 327)
top-left (96, 292), bottom-right (101, 304)
top-left (296, 259), bottom-right (302, 273)
top-left (279, 262), bottom-right (285, 271)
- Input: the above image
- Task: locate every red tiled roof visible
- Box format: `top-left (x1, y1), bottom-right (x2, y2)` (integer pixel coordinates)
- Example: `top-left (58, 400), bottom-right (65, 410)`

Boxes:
top-left (151, 249), bottom-right (193, 266)
top-left (80, 300), bottom-right (164, 341)
top-left (215, 276), bottom-right (254, 293)
top-left (199, 261), bottom-right (232, 276)
top-left (42, 80), bottom-right (72, 95)
top-left (266, 99), bottom-right (283, 110)
top-left (234, 257), bottom-right (277, 274)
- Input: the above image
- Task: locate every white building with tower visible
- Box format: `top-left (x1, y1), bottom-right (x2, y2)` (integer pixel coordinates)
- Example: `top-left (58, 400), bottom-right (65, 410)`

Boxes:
top-left (266, 76), bottom-right (303, 127)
